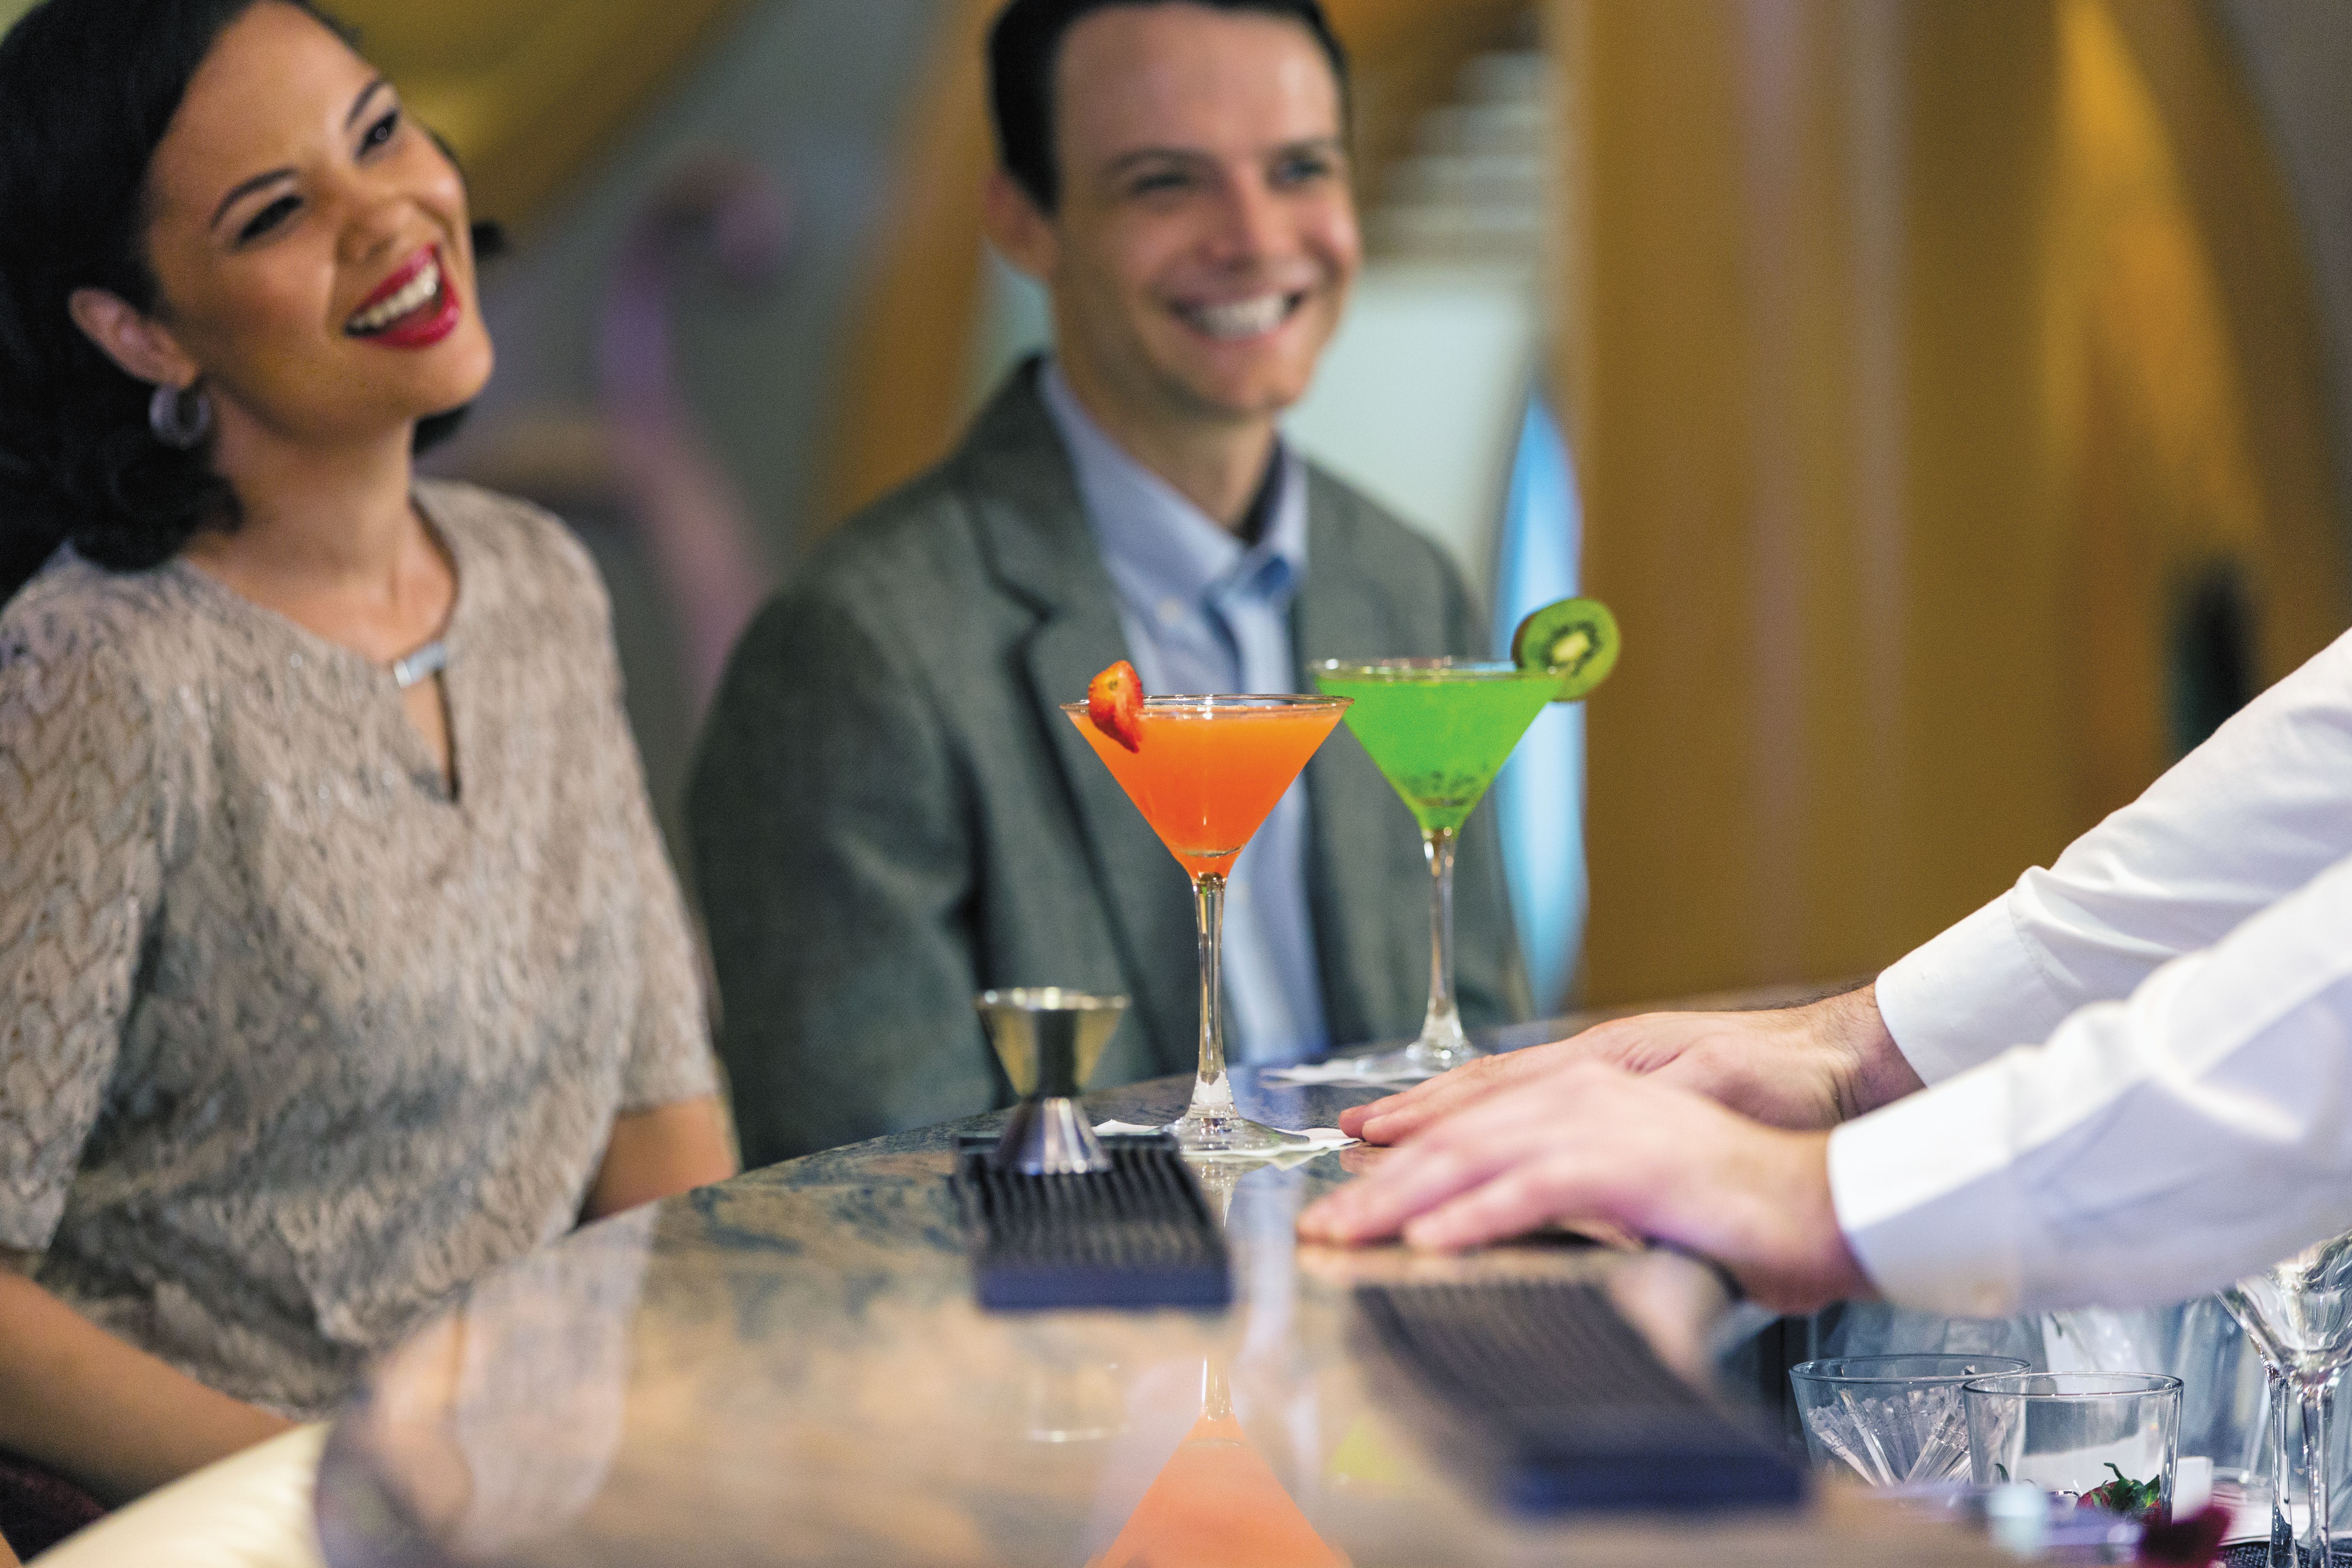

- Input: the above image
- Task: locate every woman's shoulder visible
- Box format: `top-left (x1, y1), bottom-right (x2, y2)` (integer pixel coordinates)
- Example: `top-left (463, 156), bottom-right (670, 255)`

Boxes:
top-left (417, 479), bottom-right (612, 641)
top-left (0, 547), bottom-right (200, 694)
top-left (419, 480), bottom-right (604, 601)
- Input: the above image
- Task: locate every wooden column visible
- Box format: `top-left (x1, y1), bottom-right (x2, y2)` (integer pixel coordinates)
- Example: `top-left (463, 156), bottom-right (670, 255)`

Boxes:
top-left (1557, 0), bottom-right (2347, 1005)
top-left (1559, 0), bottom-right (2072, 1002)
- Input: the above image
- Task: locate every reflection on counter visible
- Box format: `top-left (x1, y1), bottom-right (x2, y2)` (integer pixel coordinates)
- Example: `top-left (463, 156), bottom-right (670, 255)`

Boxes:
top-left (314, 1076), bottom-right (2010, 1567)
top-left (1082, 1160), bottom-right (1353, 1566)
top-left (1092, 1361), bottom-right (1347, 1568)
top-left (319, 1208), bottom-right (657, 1566)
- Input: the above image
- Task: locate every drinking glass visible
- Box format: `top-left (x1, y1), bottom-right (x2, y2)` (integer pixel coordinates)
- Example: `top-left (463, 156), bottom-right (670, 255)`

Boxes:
top-left (1964, 1372), bottom-right (2181, 1522)
top-left (1789, 1355), bottom-right (2030, 1487)
top-left (1063, 693), bottom-right (1350, 1156)
top-left (1311, 659), bottom-right (1555, 1077)
top-left (2224, 1230), bottom-right (2352, 1566)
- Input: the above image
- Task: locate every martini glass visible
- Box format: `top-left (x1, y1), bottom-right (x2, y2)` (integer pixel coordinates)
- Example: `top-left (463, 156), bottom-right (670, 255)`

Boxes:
top-left (2224, 1231), bottom-right (2352, 1567)
top-left (1063, 693), bottom-right (1349, 1157)
top-left (1312, 659), bottom-right (1555, 1076)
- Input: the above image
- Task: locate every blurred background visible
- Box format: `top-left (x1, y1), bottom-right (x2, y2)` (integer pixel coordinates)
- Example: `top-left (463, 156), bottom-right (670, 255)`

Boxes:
top-left (14, 0), bottom-right (2343, 1017)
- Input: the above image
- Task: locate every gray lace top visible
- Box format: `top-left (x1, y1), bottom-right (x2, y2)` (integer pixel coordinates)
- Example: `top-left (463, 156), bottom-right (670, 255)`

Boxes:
top-left (0, 480), bottom-right (716, 1417)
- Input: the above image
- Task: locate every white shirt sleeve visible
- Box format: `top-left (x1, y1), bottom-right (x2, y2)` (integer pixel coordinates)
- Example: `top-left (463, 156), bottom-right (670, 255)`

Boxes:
top-left (1829, 844), bottom-right (2352, 1316)
top-left (1876, 627), bottom-right (2352, 1084)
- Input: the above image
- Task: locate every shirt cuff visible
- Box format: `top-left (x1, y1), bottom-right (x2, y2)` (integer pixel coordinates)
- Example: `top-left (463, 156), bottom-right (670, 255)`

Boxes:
top-left (620, 1033), bottom-right (721, 1116)
top-left (1827, 1055), bottom-right (2034, 1317)
top-left (1876, 895), bottom-right (2076, 1085)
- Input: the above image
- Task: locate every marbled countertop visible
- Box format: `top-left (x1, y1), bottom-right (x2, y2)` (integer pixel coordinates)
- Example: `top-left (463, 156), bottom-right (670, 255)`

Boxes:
top-left (316, 1016), bottom-right (1998, 1567)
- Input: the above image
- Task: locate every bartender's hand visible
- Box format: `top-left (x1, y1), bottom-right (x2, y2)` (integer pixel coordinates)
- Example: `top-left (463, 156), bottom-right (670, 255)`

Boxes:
top-left (1299, 1061), bottom-right (1877, 1314)
top-left (1339, 984), bottom-right (1922, 1145)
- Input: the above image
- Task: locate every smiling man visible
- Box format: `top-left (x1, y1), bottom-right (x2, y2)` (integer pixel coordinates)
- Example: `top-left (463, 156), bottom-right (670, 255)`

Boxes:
top-left (690, 0), bottom-right (1530, 1167)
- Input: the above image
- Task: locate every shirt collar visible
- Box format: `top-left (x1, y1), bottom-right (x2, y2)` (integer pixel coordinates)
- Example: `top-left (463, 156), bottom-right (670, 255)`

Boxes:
top-left (1041, 359), bottom-right (1308, 614)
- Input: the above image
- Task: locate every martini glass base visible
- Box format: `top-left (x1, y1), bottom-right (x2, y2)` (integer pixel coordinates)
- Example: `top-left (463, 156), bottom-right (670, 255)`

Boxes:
top-left (1343, 1024), bottom-right (1492, 1082)
top-left (1167, 1102), bottom-right (1318, 1160)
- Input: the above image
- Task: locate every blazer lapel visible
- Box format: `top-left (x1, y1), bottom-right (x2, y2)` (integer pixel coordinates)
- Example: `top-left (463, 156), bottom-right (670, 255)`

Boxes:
top-left (962, 368), bottom-right (1200, 1079)
top-left (1293, 474), bottom-right (1427, 1044)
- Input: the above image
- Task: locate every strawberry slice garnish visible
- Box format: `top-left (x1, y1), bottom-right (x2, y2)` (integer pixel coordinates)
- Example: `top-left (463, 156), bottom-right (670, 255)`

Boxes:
top-left (1087, 661), bottom-right (1145, 752)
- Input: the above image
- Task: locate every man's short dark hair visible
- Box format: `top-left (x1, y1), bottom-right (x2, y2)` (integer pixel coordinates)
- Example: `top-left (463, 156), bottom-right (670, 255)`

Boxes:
top-left (987, 0), bottom-right (1349, 213)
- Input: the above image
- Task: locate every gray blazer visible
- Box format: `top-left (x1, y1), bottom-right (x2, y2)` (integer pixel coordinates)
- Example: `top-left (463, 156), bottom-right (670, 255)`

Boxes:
top-left (691, 364), bottom-right (1530, 1167)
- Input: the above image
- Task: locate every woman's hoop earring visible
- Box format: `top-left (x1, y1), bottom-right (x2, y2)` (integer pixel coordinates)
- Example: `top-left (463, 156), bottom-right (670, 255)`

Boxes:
top-left (148, 383), bottom-right (212, 450)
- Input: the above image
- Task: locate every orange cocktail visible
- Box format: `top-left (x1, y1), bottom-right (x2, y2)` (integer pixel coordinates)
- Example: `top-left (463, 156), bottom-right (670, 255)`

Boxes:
top-left (1070, 703), bottom-right (1343, 879)
top-left (1061, 694), bottom-right (1350, 1156)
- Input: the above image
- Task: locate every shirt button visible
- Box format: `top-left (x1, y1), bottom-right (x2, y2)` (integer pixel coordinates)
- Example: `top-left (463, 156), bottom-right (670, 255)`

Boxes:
top-left (289, 652), bottom-right (303, 670)
top-left (381, 768), bottom-right (399, 788)
top-left (1157, 598), bottom-right (1186, 627)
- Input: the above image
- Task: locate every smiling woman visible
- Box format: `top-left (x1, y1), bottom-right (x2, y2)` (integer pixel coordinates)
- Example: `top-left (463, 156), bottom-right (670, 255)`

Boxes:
top-left (0, 0), bottom-right (494, 600)
top-left (0, 0), bottom-right (733, 1525)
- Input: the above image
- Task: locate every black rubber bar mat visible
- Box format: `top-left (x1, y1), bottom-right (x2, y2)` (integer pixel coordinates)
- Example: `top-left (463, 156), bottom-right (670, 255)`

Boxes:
top-left (951, 1134), bottom-right (1231, 1311)
top-left (1356, 1278), bottom-right (1807, 1514)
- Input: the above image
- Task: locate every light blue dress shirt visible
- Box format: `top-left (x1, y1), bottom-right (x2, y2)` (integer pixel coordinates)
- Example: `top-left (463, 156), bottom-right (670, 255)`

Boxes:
top-left (1041, 363), bottom-right (1331, 1064)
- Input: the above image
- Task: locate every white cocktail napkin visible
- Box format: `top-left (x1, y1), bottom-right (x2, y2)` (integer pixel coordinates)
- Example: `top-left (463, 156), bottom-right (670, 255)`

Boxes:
top-left (1092, 1121), bottom-right (1357, 1164)
top-left (1258, 1058), bottom-right (1438, 1086)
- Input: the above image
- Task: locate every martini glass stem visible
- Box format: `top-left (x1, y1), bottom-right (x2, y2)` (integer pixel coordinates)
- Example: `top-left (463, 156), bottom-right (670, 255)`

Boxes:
top-left (2271, 1370), bottom-right (2295, 1568)
top-left (1203, 1359), bottom-right (1234, 1422)
top-left (1168, 869), bottom-right (1310, 1155)
top-left (1193, 872), bottom-right (1233, 1110)
top-left (1413, 826), bottom-right (1470, 1067)
top-left (2297, 1380), bottom-right (2331, 1566)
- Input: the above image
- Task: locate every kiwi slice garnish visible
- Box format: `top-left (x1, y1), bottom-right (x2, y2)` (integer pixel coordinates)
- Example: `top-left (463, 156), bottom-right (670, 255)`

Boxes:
top-left (1511, 597), bottom-right (1621, 702)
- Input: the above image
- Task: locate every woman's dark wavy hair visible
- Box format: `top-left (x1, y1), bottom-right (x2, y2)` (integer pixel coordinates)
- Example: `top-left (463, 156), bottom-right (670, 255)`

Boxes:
top-left (0, 0), bottom-right (495, 601)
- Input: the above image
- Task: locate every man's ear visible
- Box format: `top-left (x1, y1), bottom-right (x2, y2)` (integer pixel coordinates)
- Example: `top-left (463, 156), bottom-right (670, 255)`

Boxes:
top-left (66, 288), bottom-right (200, 390)
top-left (982, 167), bottom-right (1058, 284)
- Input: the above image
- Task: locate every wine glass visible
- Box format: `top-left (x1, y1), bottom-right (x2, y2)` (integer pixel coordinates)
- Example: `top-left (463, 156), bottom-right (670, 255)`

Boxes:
top-left (2222, 1230), bottom-right (2352, 1566)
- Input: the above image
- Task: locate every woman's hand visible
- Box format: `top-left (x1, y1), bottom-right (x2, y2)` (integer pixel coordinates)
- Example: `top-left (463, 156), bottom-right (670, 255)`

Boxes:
top-left (1340, 984), bottom-right (1921, 1145)
top-left (1301, 1061), bottom-right (1877, 1314)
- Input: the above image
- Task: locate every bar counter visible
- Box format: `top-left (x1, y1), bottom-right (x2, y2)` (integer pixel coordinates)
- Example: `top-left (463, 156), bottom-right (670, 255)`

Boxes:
top-left (315, 1011), bottom-right (2002, 1568)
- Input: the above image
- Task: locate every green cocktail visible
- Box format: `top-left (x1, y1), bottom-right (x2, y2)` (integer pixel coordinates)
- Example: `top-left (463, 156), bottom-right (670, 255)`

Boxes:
top-left (1313, 659), bottom-right (1555, 1075)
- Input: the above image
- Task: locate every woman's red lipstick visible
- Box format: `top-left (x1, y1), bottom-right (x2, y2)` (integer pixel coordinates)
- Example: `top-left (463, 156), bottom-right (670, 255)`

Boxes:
top-left (346, 246), bottom-right (460, 350)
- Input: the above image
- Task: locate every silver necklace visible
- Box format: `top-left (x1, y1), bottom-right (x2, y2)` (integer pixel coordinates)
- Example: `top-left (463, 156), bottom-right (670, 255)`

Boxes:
top-left (390, 640), bottom-right (449, 690)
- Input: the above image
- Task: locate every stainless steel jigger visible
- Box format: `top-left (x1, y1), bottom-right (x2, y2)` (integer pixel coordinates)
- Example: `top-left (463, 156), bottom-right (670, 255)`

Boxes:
top-left (977, 988), bottom-right (1129, 1175)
